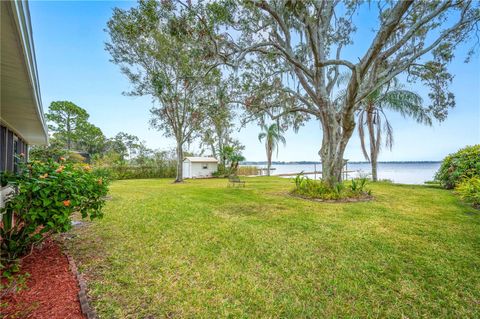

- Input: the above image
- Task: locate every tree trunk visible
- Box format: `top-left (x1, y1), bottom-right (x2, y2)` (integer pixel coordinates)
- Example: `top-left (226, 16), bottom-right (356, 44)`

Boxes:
top-left (175, 141), bottom-right (183, 183)
top-left (267, 147), bottom-right (272, 177)
top-left (371, 156), bottom-right (378, 181)
top-left (319, 111), bottom-right (356, 187)
top-left (210, 143), bottom-right (216, 159)
top-left (67, 116), bottom-right (71, 150)
top-left (366, 107), bottom-right (378, 181)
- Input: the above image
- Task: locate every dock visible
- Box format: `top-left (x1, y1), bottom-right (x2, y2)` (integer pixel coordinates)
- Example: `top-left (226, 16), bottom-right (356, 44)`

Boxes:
top-left (274, 170), bottom-right (358, 177)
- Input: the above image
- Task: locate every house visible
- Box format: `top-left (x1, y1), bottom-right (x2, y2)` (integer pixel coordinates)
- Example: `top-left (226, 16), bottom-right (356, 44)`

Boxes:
top-left (1, 0), bottom-right (48, 171)
top-left (182, 157), bottom-right (218, 179)
top-left (1, 0), bottom-right (48, 204)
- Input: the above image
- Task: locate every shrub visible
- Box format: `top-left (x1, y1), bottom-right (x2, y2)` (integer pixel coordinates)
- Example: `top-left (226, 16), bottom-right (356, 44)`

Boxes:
top-left (435, 145), bottom-right (480, 189)
top-left (29, 146), bottom-right (67, 162)
top-left (350, 177), bottom-right (368, 192)
top-left (292, 173), bottom-right (371, 200)
top-left (0, 158), bottom-right (109, 269)
top-left (93, 152), bottom-right (177, 180)
top-left (99, 164), bottom-right (177, 180)
top-left (213, 163), bottom-right (240, 177)
top-left (29, 146), bottom-right (87, 163)
top-left (237, 166), bottom-right (259, 176)
top-left (455, 176), bottom-right (480, 208)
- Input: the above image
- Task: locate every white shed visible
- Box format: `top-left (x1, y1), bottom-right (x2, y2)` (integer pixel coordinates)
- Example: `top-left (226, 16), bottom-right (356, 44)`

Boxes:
top-left (182, 157), bottom-right (218, 179)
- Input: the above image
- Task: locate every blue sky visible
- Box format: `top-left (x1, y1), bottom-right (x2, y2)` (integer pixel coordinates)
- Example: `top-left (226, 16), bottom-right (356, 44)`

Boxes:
top-left (30, 1), bottom-right (480, 162)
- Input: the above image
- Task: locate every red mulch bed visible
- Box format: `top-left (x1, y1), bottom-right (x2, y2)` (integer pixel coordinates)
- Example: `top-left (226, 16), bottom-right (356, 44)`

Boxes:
top-left (1, 238), bottom-right (85, 319)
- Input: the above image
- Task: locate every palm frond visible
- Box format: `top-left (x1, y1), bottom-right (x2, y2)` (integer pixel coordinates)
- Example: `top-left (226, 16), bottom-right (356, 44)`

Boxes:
top-left (333, 88), bottom-right (347, 105)
top-left (357, 111), bottom-right (370, 161)
top-left (380, 89), bottom-right (432, 126)
top-left (258, 132), bottom-right (266, 142)
top-left (375, 111), bottom-right (382, 153)
top-left (381, 110), bottom-right (394, 150)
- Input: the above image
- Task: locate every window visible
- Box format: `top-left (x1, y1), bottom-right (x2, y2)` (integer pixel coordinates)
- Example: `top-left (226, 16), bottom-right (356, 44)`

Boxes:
top-left (202, 163), bottom-right (208, 169)
top-left (13, 136), bottom-right (18, 173)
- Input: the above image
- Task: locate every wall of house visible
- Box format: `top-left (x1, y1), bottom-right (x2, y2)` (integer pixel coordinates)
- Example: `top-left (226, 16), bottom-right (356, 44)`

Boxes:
top-left (0, 124), bottom-right (28, 173)
top-left (190, 162), bottom-right (218, 178)
top-left (0, 124), bottom-right (29, 210)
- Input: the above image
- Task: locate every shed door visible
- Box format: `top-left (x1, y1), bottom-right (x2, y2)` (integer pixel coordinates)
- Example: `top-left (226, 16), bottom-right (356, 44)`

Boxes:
top-left (182, 161), bottom-right (190, 178)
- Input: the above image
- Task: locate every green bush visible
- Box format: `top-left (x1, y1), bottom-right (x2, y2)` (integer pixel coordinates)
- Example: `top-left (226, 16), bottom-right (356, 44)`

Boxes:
top-left (292, 173), bottom-right (371, 200)
top-left (29, 146), bottom-right (88, 163)
top-left (0, 158), bottom-right (109, 269)
top-left (455, 176), bottom-right (480, 207)
top-left (29, 146), bottom-right (67, 162)
top-left (435, 145), bottom-right (480, 189)
top-left (99, 164), bottom-right (177, 180)
top-left (92, 152), bottom-right (177, 180)
top-left (212, 163), bottom-right (241, 178)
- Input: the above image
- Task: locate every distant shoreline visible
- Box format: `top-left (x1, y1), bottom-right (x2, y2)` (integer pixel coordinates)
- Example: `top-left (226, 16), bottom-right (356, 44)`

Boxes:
top-left (241, 161), bottom-right (442, 165)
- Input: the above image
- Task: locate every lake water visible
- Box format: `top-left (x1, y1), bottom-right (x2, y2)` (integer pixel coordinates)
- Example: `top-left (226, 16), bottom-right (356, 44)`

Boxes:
top-left (246, 162), bottom-right (441, 185)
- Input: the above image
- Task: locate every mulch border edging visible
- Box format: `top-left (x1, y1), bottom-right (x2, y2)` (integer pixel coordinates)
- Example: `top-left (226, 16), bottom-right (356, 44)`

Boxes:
top-left (65, 252), bottom-right (97, 319)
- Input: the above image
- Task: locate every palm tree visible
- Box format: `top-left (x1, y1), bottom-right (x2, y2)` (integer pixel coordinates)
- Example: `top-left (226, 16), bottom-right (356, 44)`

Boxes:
top-left (220, 145), bottom-right (245, 176)
top-left (357, 82), bottom-right (432, 181)
top-left (258, 123), bottom-right (286, 176)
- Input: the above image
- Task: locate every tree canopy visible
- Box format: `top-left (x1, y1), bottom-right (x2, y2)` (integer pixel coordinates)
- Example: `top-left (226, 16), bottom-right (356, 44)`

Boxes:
top-left (103, 0), bottom-right (479, 185)
top-left (106, 0), bottom-right (228, 182)
top-left (46, 101), bottom-right (90, 150)
top-left (213, 0), bottom-right (480, 185)
top-left (46, 101), bottom-right (106, 156)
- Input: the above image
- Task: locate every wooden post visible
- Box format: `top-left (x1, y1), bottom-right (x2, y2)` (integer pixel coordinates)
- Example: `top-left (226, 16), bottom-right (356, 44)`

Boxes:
top-left (343, 159), bottom-right (349, 180)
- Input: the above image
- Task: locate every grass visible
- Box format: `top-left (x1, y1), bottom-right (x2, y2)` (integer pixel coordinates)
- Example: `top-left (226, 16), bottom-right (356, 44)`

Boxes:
top-left (64, 177), bottom-right (480, 318)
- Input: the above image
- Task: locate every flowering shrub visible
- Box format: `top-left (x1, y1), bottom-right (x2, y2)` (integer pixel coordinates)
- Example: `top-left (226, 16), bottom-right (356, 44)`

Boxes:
top-left (0, 158), bottom-right (109, 268)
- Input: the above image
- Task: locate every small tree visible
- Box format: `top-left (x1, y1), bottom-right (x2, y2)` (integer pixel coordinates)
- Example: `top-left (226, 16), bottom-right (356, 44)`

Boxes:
top-left (355, 81), bottom-right (432, 181)
top-left (106, 0), bottom-right (222, 182)
top-left (46, 101), bottom-right (89, 150)
top-left (220, 145), bottom-right (245, 176)
top-left (107, 132), bottom-right (142, 161)
top-left (258, 123), bottom-right (286, 176)
top-left (201, 81), bottom-right (236, 166)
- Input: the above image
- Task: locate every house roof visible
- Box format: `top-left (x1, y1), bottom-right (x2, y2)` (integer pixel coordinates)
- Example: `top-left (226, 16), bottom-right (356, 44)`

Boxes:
top-left (1, 0), bottom-right (48, 145)
top-left (184, 157), bottom-right (218, 163)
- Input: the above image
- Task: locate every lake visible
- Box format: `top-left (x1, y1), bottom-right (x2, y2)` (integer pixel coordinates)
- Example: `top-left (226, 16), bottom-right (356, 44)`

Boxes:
top-left (245, 162), bottom-right (442, 185)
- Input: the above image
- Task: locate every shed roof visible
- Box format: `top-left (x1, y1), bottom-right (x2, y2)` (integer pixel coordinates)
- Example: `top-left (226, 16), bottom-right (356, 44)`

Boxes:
top-left (184, 157), bottom-right (218, 163)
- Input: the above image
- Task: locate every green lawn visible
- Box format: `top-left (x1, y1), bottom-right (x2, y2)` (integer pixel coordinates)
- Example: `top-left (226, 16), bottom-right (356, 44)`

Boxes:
top-left (65, 177), bottom-right (480, 318)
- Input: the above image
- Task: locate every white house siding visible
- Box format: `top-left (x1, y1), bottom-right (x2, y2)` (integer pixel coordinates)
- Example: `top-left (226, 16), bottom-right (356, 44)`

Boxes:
top-left (190, 162), bottom-right (217, 178)
top-left (182, 161), bottom-right (191, 178)
top-left (182, 158), bottom-right (218, 179)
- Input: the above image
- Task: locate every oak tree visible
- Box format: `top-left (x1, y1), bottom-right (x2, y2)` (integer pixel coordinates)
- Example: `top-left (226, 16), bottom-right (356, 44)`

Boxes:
top-left (221, 0), bottom-right (479, 185)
